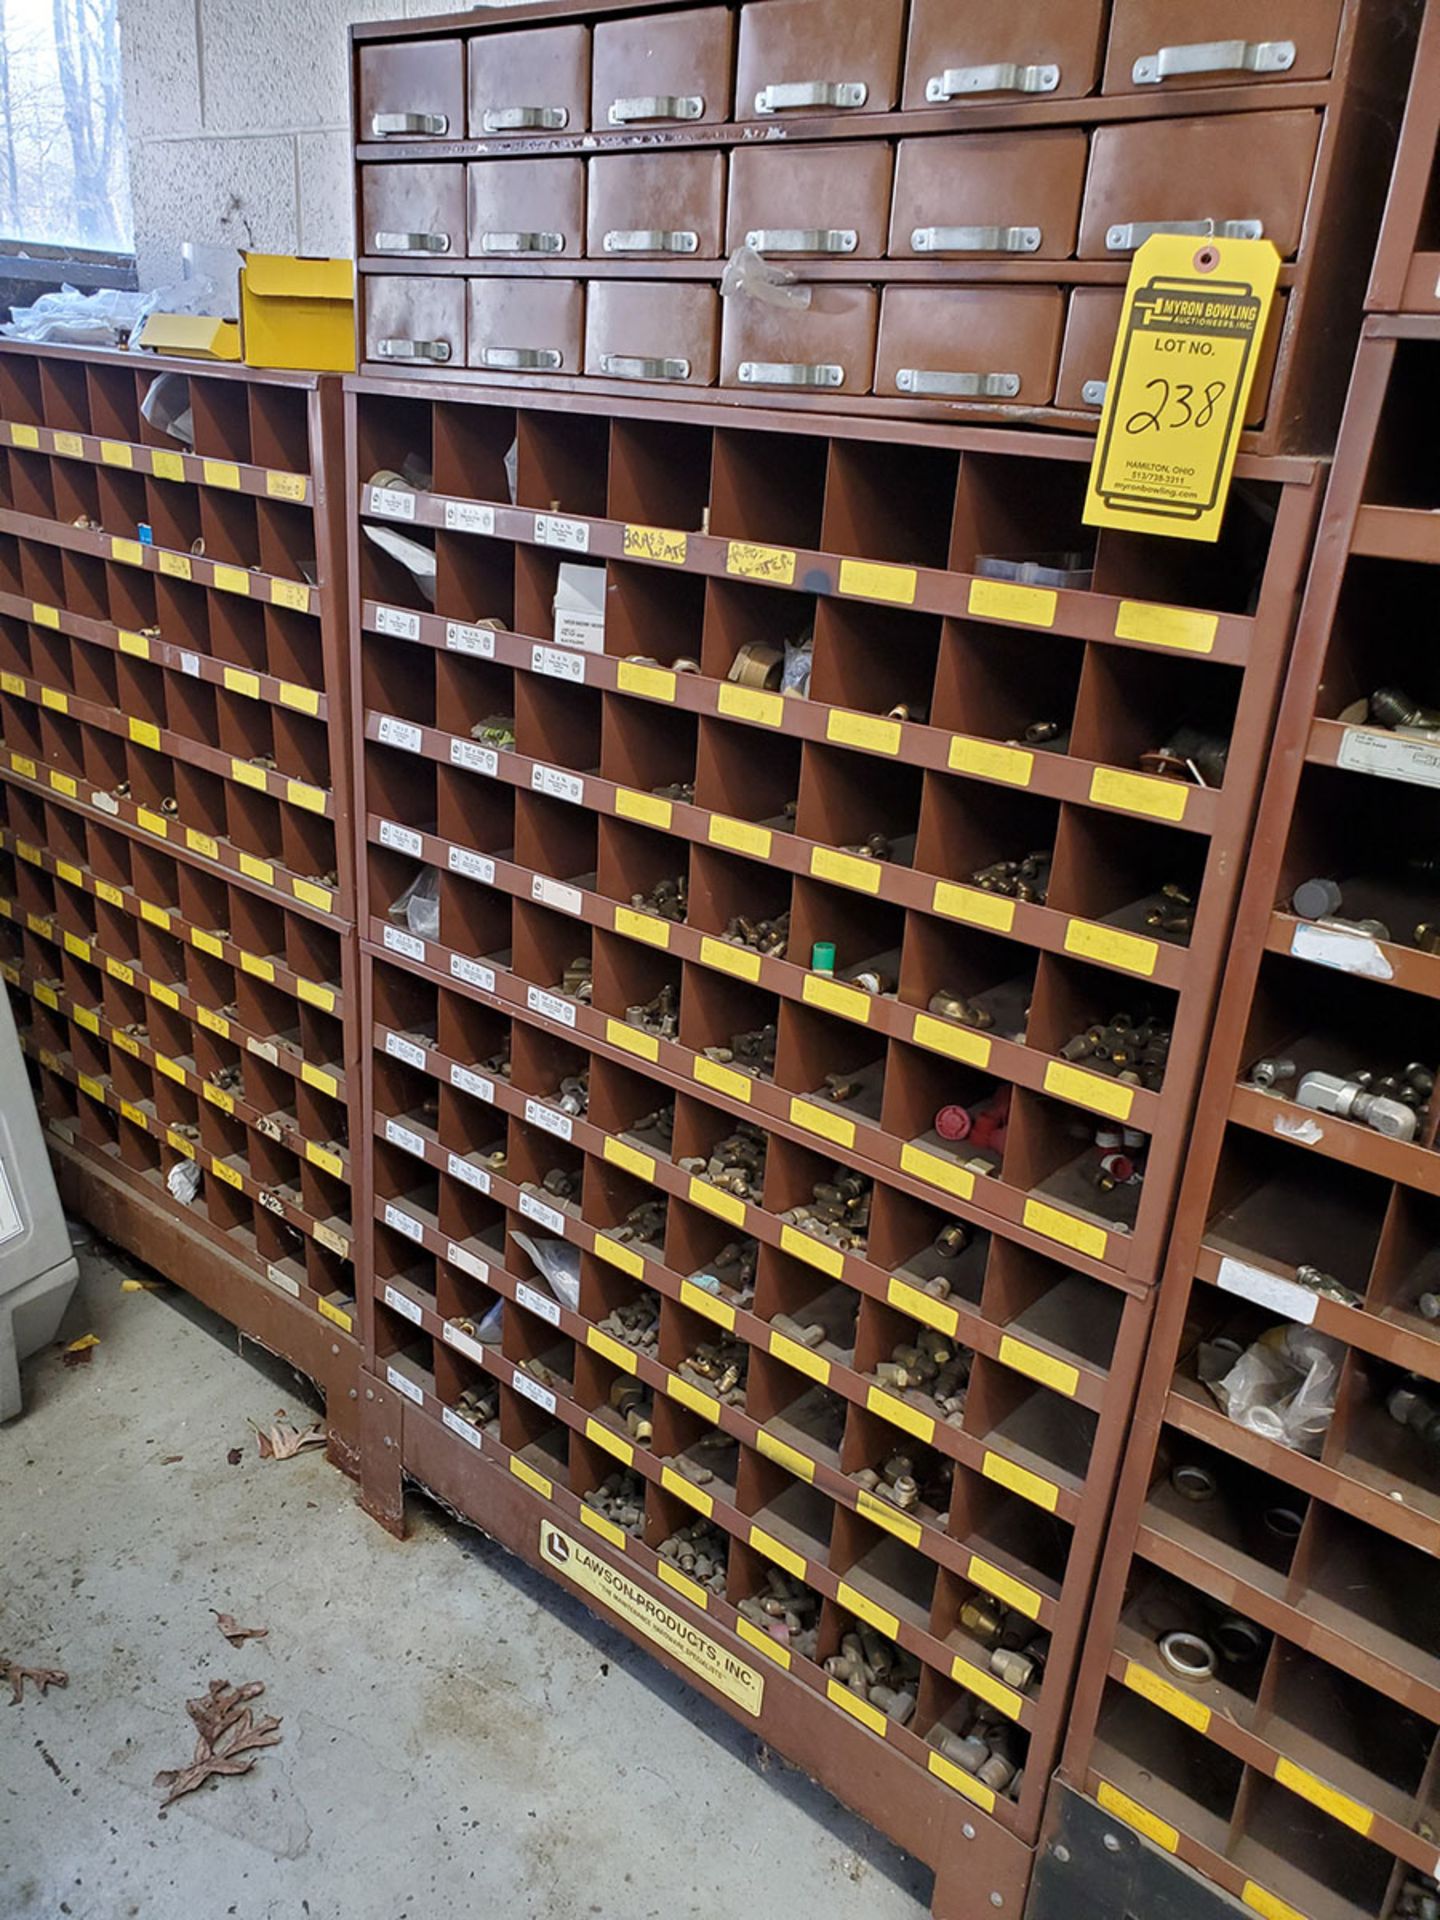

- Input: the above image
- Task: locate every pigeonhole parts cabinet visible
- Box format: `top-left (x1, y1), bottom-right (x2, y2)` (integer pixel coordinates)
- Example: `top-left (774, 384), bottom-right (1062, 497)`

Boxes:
top-left (0, 342), bottom-right (365, 1460)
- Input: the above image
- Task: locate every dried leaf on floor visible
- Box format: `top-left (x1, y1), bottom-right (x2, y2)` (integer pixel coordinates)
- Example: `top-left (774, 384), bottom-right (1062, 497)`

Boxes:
top-left (61, 1333), bottom-right (99, 1368)
top-left (4, 1660), bottom-right (68, 1705)
top-left (226, 1447), bottom-right (244, 1467)
top-left (211, 1612), bottom-right (267, 1647)
top-left (155, 1679), bottom-right (282, 1807)
top-left (160, 1456), bottom-right (184, 1465)
top-left (253, 1418), bottom-right (325, 1461)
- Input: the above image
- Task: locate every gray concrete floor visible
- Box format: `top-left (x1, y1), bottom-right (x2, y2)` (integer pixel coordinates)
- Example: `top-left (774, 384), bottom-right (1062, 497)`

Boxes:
top-left (1, 1241), bottom-right (934, 1920)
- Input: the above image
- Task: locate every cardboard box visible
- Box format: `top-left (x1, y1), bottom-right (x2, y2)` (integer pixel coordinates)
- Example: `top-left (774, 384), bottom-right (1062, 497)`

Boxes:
top-left (135, 314), bottom-right (241, 360)
top-left (239, 254), bottom-right (355, 372)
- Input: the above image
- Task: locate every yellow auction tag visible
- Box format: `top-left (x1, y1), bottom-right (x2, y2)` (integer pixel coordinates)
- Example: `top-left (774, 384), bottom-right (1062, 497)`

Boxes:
top-left (1085, 234), bottom-right (1282, 543)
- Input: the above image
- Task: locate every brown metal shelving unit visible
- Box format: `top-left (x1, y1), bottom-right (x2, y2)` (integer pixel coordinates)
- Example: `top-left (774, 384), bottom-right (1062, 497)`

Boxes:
top-left (1035, 315), bottom-right (1440, 1920)
top-left (346, 368), bottom-right (1326, 1916)
top-left (0, 342), bottom-right (365, 1461)
top-left (1368, 0), bottom-right (1440, 312)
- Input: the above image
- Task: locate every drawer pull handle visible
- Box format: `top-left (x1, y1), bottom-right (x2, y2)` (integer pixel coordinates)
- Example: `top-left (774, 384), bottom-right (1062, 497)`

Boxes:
top-left (1081, 379), bottom-right (1107, 408)
top-left (371, 111), bottom-right (449, 136)
top-left (603, 229), bottom-right (699, 255)
top-left (481, 105), bottom-right (569, 132)
top-left (1105, 217), bottom-right (1263, 251)
top-left (926, 62), bottom-right (1060, 101)
top-left (599, 353), bottom-right (692, 381)
top-left (376, 337), bottom-right (452, 363)
top-left (738, 360), bottom-right (844, 389)
top-left (609, 94), bottom-right (704, 124)
top-left (911, 224), bottom-right (1041, 255)
top-left (479, 230), bottom-right (566, 255)
top-left (754, 80), bottom-right (867, 114)
top-left (479, 347), bottom-right (564, 371)
top-left (373, 230), bottom-right (451, 255)
top-left (1133, 39), bottom-right (1296, 85)
top-left (745, 227), bottom-right (857, 255)
top-left (896, 369), bottom-right (1021, 399)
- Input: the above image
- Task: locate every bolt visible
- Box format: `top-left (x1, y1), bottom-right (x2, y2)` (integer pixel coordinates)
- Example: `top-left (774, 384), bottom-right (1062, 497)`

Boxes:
top-left (1102, 1833), bottom-right (1122, 1854)
top-left (990, 1896), bottom-right (1004, 1910)
top-left (383, 1435), bottom-right (393, 1448)
top-left (365, 1388), bottom-right (374, 1400)
top-left (1053, 1845), bottom-right (1070, 1864)
top-left (963, 1825), bottom-right (976, 1841)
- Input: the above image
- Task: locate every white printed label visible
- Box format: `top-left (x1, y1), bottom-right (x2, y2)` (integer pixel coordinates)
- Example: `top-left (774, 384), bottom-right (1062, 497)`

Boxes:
top-left (248, 1038), bottom-right (279, 1066)
top-left (384, 925), bottom-right (425, 961)
top-left (553, 611), bottom-right (605, 655)
top-left (451, 740), bottom-right (499, 776)
top-left (446, 621), bottom-right (497, 658)
top-left (447, 1239), bottom-right (490, 1283)
top-left (512, 1369), bottom-right (558, 1414)
top-left (387, 1364), bottom-right (424, 1405)
top-left (378, 715), bottom-right (423, 753)
top-left (385, 1119), bottom-right (427, 1158)
top-left (444, 500), bottom-right (495, 536)
top-left (519, 1191), bottom-right (567, 1235)
top-left (450, 1065), bottom-right (495, 1104)
top-left (1216, 1255), bottom-right (1319, 1326)
top-left (531, 874), bottom-right (582, 916)
top-left (525, 1097), bottom-right (573, 1142)
top-left (535, 514), bottom-right (589, 553)
top-left (528, 986), bottom-right (576, 1027)
top-left (1338, 727), bottom-right (1440, 789)
top-left (372, 486), bottom-right (416, 522)
top-left (265, 1262), bottom-right (301, 1299)
top-left (443, 1403), bottom-right (485, 1449)
top-left (384, 1203), bottom-right (425, 1244)
top-left (385, 1033), bottom-right (427, 1070)
top-left (443, 1320), bottom-right (488, 1364)
top-left (92, 790), bottom-right (119, 814)
top-left (1290, 922), bottom-right (1394, 980)
top-left (531, 764), bottom-right (584, 806)
top-left (516, 1280), bottom-right (561, 1326)
top-left (451, 954), bottom-right (496, 993)
top-left (531, 644), bottom-right (586, 684)
top-left (178, 651), bottom-right (201, 678)
top-left (380, 820), bottom-right (423, 857)
top-left (375, 605), bottom-right (421, 642)
top-left (449, 845), bottom-right (495, 884)
top-left (447, 1152), bottom-right (491, 1195)
top-left (385, 1283), bottom-right (424, 1325)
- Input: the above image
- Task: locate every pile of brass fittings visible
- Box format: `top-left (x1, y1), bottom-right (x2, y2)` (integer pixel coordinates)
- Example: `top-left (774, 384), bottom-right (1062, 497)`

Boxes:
top-left (722, 910), bottom-right (789, 957)
top-left (1139, 726), bottom-right (1230, 788)
top-left (539, 1166), bottom-right (581, 1202)
top-left (780, 1165), bottom-right (871, 1253)
top-left (736, 1569), bottom-right (820, 1659)
top-left (471, 714), bottom-right (516, 750)
top-left (679, 1121), bottom-right (767, 1201)
top-left (677, 1334), bottom-right (747, 1407)
top-left (597, 1295), bottom-right (660, 1356)
top-left (727, 639), bottom-right (784, 690)
top-left (626, 982), bottom-right (678, 1037)
top-left (583, 1468), bottom-right (646, 1536)
top-left (609, 1377), bottom-right (653, 1445)
top-left (913, 1219), bottom-right (974, 1299)
top-left (1389, 1377), bottom-right (1440, 1464)
top-left (702, 1024), bottom-right (777, 1076)
top-left (874, 1331), bottom-right (969, 1422)
top-left (520, 1354), bottom-right (564, 1392)
top-left (852, 1448), bottom-right (953, 1516)
top-left (555, 1073), bottom-right (589, 1115)
top-left (667, 1429), bottom-right (734, 1487)
top-left (451, 1382), bottom-right (500, 1430)
top-left (928, 1712), bottom-right (1022, 1798)
top-left (652, 780), bottom-right (694, 804)
top-left (632, 874), bottom-right (687, 923)
top-left (630, 1101), bottom-right (674, 1151)
top-left (1396, 1872), bottom-right (1440, 1920)
top-left (689, 1238), bottom-right (757, 1302)
top-left (958, 1591), bottom-right (1048, 1694)
top-left (562, 956), bottom-right (593, 1001)
top-left (819, 1069), bottom-right (874, 1105)
top-left (771, 1308), bottom-right (842, 1353)
top-left (825, 1629), bottom-right (922, 1725)
top-left (657, 1519), bottom-right (728, 1596)
top-left (839, 832), bottom-right (892, 863)
top-left (970, 852), bottom-right (1050, 904)
top-left (484, 1038), bottom-right (512, 1079)
top-left (1146, 881), bottom-right (1195, 937)
top-left (1092, 1125), bottom-right (1148, 1195)
top-left (1060, 1011), bottom-right (1172, 1090)
top-left (608, 1197), bottom-right (667, 1248)
top-left (928, 987), bottom-right (995, 1032)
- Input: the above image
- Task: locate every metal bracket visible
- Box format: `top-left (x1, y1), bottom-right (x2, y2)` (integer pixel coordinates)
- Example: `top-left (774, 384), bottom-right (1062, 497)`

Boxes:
top-left (1133, 38), bottom-right (1296, 85)
top-left (911, 224), bottom-right (1041, 254)
top-left (371, 110), bottom-right (449, 136)
top-left (1081, 378), bottom-right (1108, 407)
top-left (754, 79), bottom-right (867, 114)
top-left (479, 347), bottom-right (563, 371)
top-left (602, 229), bottom-right (699, 255)
top-left (608, 94), bottom-right (704, 123)
top-left (738, 361), bottom-right (844, 388)
top-left (926, 61), bottom-right (1060, 100)
top-left (896, 369), bottom-right (1021, 398)
top-left (479, 231), bottom-right (565, 255)
top-left (481, 105), bottom-right (568, 132)
top-left (376, 338), bottom-right (451, 363)
top-left (745, 227), bottom-right (858, 254)
top-left (373, 230), bottom-right (452, 255)
top-left (1105, 217), bottom-right (1263, 251)
top-left (599, 353), bottom-right (691, 381)
top-left (1031, 1782), bottom-right (1252, 1920)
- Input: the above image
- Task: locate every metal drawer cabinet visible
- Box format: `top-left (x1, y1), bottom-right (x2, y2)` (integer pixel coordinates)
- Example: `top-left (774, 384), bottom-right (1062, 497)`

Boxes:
top-left (587, 151), bottom-right (727, 260)
top-left (584, 282), bottom-right (720, 385)
top-left (889, 130), bottom-right (1088, 262)
top-left (1103, 0), bottom-right (1344, 92)
top-left (466, 278), bottom-right (584, 376)
top-left (719, 284), bottom-right (878, 394)
top-left (359, 39), bottom-right (464, 142)
top-left (725, 143), bottom-right (893, 261)
top-left (360, 164), bottom-right (465, 262)
top-left (874, 285), bottom-right (1065, 405)
top-left (902, 0), bottom-right (1107, 108)
top-left (734, 0), bottom-right (905, 121)
top-left (364, 275), bottom-right (465, 369)
top-left (1055, 285), bottom-right (1288, 424)
top-left (591, 6), bottom-right (734, 129)
top-left (467, 159), bottom-right (585, 262)
top-left (467, 24), bottom-right (591, 138)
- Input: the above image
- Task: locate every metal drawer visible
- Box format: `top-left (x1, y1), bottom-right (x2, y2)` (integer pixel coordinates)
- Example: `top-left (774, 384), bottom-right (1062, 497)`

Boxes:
top-left (902, 0), bottom-right (1107, 108)
top-left (720, 284), bottom-right (878, 394)
top-left (585, 282), bottom-right (720, 385)
top-left (467, 24), bottom-right (591, 138)
top-left (1056, 285), bottom-right (1288, 426)
top-left (735, 0), bottom-right (905, 120)
top-left (875, 286), bottom-right (1064, 405)
top-left (364, 276), bottom-right (465, 368)
top-left (1078, 110), bottom-right (1321, 258)
top-left (889, 131), bottom-right (1087, 261)
top-left (467, 159), bottom-right (585, 261)
top-left (466, 278), bottom-right (584, 376)
top-left (361, 165), bottom-right (466, 261)
top-left (359, 40), bottom-right (464, 142)
top-left (1103, 0), bottom-right (1344, 93)
top-left (726, 143), bottom-right (893, 260)
top-left (587, 152), bottom-right (727, 260)
top-left (591, 7), bottom-right (734, 129)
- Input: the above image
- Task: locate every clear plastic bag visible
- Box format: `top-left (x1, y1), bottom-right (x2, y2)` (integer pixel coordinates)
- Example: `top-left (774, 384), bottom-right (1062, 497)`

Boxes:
top-left (1209, 1324), bottom-right (1344, 1454)
top-left (2, 284), bottom-right (143, 345)
top-left (511, 1231), bottom-right (581, 1310)
top-left (388, 866), bottom-right (439, 940)
top-left (141, 372), bottom-right (195, 447)
top-left (720, 243), bottom-right (813, 312)
top-left (781, 629), bottom-right (814, 696)
top-left (167, 1159), bottom-right (201, 1204)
